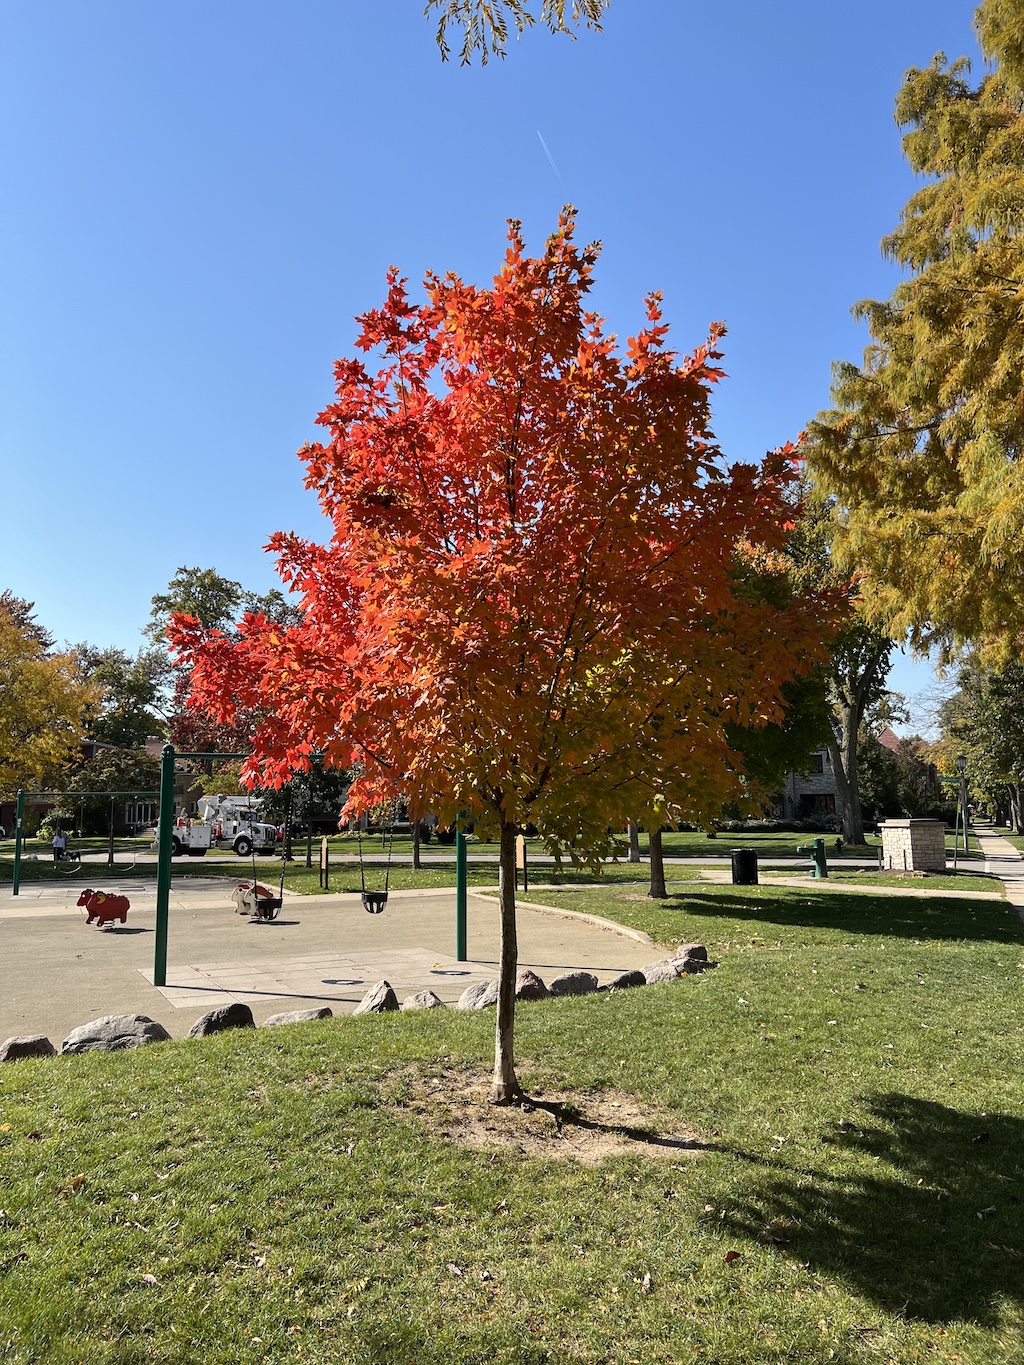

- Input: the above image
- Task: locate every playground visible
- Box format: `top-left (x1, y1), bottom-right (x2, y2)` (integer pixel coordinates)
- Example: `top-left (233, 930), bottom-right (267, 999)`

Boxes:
top-left (0, 878), bottom-right (657, 1044)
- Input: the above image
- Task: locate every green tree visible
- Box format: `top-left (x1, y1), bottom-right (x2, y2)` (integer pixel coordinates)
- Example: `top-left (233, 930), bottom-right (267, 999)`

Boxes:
top-left (148, 568), bottom-right (301, 643)
top-left (426, 0), bottom-right (608, 64)
top-left (147, 568), bottom-right (246, 642)
top-left (65, 748), bottom-right (162, 835)
top-left (808, 0), bottom-right (1024, 656)
top-left (786, 495), bottom-right (896, 843)
top-left (940, 660), bottom-right (1024, 828)
top-left (74, 645), bottom-right (171, 748)
top-left (0, 603), bottom-right (96, 797)
top-left (149, 568), bottom-right (301, 755)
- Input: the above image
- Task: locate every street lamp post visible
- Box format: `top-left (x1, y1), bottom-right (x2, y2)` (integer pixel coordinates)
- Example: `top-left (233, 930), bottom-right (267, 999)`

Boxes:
top-left (954, 754), bottom-right (968, 867)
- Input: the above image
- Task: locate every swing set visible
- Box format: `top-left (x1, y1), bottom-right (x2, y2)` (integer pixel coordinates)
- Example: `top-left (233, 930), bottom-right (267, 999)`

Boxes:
top-left (9, 787), bottom-right (159, 888)
top-left (14, 746), bottom-right (469, 988)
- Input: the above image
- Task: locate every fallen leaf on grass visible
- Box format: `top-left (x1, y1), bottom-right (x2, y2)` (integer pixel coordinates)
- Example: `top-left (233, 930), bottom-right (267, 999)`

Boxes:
top-left (447, 1263), bottom-right (464, 1277)
top-left (724, 1251), bottom-right (741, 1265)
top-left (140, 1274), bottom-right (160, 1287)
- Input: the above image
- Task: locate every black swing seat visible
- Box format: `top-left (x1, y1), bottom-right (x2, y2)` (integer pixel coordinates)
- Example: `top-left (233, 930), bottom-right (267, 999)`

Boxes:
top-left (361, 890), bottom-right (388, 914)
top-left (250, 896), bottom-right (283, 921)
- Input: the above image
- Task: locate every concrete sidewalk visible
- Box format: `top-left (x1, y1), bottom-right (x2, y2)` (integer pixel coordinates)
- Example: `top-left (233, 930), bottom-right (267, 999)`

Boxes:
top-left (0, 880), bottom-right (659, 1045)
top-left (976, 827), bottom-right (1024, 921)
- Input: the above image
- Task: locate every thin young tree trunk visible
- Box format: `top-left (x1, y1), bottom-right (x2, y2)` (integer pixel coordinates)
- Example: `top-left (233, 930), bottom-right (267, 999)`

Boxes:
top-left (628, 819), bottom-right (640, 863)
top-left (412, 819), bottom-right (422, 871)
top-left (648, 825), bottom-right (667, 899)
top-left (492, 817), bottom-right (521, 1104)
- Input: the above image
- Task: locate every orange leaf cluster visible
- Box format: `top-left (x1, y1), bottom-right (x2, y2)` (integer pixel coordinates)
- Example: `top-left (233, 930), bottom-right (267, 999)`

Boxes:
top-left (170, 211), bottom-right (842, 852)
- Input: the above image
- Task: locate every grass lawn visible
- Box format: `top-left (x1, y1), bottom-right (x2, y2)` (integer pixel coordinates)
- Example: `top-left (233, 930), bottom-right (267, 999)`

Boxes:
top-left (0, 847), bottom-right (711, 894)
top-left (991, 826), bottom-right (1024, 857)
top-left (1, 880), bottom-right (1022, 1363)
top-left (759, 868), bottom-right (1003, 894)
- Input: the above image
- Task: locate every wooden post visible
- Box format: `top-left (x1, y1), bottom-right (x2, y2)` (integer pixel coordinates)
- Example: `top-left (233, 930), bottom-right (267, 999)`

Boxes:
top-left (319, 836), bottom-right (329, 891)
top-left (515, 833), bottom-right (528, 894)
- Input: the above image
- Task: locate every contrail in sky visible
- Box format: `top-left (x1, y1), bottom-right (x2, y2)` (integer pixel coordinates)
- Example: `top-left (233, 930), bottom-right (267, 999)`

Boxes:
top-left (537, 129), bottom-right (567, 192)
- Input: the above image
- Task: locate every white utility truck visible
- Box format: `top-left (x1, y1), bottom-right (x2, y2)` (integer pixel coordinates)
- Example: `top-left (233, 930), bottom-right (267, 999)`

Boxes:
top-left (159, 796), bottom-right (279, 858)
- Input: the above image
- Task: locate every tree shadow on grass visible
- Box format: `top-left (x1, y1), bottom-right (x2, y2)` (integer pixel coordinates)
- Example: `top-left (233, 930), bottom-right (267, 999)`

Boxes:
top-left (659, 888), bottom-right (1024, 943)
top-left (723, 1092), bottom-right (1024, 1324)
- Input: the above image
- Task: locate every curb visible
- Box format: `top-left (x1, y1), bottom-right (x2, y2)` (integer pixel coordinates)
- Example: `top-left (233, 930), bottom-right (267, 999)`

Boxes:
top-left (474, 890), bottom-right (655, 946)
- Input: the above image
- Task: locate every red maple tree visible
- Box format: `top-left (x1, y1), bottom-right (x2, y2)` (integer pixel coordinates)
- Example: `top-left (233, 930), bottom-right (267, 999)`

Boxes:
top-left (171, 211), bottom-right (840, 1101)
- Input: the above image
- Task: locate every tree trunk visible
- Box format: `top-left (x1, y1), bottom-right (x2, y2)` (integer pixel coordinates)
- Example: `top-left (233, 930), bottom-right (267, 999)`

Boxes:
top-left (492, 818), bottom-right (521, 1103)
top-left (648, 825), bottom-right (667, 899)
top-left (628, 819), bottom-right (640, 863)
top-left (1011, 783), bottom-right (1023, 834)
top-left (828, 722), bottom-right (866, 845)
top-left (412, 820), bottom-right (422, 871)
top-left (305, 826), bottom-right (313, 869)
top-left (826, 632), bottom-right (891, 848)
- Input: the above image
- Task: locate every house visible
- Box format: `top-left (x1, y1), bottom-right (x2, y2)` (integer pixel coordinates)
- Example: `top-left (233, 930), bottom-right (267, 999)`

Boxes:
top-left (770, 748), bottom-right (838, 821)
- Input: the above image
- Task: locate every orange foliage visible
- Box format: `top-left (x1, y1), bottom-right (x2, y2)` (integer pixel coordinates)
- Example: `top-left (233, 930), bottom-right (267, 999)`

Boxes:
top-left (171, 211), bottom-right (841, 851)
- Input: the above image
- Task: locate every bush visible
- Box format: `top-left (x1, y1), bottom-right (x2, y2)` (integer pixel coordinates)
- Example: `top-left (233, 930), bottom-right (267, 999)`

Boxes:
top-left (39, 807), bottom-right (75, 840)
top-left (925, 802), bottom-right (958, 827)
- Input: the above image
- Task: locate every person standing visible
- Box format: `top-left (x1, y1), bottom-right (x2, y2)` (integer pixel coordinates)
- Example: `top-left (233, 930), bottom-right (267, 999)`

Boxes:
top-left (51, 829), bottom-right (67, 862)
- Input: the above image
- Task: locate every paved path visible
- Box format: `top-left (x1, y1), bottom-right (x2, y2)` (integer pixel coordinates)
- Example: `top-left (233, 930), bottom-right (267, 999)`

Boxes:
top-left (976, 827), bottom-right (1024, 921)
top-left (0, 880), bottom-right (659, 1045)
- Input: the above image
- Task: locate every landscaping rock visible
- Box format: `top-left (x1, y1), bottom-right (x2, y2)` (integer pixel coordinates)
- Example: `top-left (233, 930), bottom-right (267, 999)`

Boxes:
top-left (353, 980), bottom-right (399, 1015)
top-left (674, 943), bottom-right (708, 963)
top-left (515, 969), bottom-right (549, 1001)
top-left (401, 990), bottom-right (446, 1012)
top-left (261, 1007), bottom-right (333, 1027)
top-left (643, 959), bottom-right (684, 985)
top-left (457, 979), bottom-right (500, 1011)
top-left (548, 971), bottom-right (599, 997)
top-left (0, 1035), bottom-right (56, 1063)
top-left (679, 955), bottom-right (715, 974)
top-left (188, 1003), bottom-right (256, 1038)
top-left (602, 970), bottom-right (647, 991)
top-left (62, 1015), bottom-right (171, 1055)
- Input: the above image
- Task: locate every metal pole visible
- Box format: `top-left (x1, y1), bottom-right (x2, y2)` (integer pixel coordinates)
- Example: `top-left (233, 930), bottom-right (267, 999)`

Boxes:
top-left (455, 813), bottom-right (467, 962)
top-left (12, 790), bottom-right (24, 897)
top-left (153, 744), bottom-right (176, 988)
top-left (961, 777), bottom-right (970, 852)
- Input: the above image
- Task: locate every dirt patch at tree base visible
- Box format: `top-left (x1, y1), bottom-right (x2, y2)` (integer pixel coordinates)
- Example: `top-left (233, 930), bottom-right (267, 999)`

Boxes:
top-left (383, 1065), bottom-right (703, 1166)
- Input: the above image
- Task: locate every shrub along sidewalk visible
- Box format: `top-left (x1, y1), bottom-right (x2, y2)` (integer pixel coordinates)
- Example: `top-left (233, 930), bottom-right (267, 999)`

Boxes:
top-left (0, 880), bottom-right (1021, 1364)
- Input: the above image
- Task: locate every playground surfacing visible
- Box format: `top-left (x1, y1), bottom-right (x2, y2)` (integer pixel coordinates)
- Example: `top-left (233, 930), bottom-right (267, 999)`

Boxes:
top-left (0, 880), bottom-right (657, 1043)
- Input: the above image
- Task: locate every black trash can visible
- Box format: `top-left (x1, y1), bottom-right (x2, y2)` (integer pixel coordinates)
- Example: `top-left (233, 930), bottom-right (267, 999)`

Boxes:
top-left (730, 848), bottom-right (759, 885)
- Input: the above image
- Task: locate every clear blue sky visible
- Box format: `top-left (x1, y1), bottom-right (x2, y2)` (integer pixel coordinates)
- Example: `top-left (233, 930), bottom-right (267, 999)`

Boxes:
top-left (1, 0), bottom-right (977, 728)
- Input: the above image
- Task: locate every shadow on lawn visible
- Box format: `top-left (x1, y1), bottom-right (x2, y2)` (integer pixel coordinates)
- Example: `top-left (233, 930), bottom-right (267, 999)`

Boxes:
top-left (724, 1092), bottom-right (1024, 1324)
top-left (660, 889), bottom-right (1024, 943)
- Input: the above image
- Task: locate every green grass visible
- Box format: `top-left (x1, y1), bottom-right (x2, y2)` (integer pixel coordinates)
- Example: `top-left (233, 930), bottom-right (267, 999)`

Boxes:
top-left (1, 880), bottom-right (1023, 1363)
top-left (991, 826), bottom-right (1024, 857)
top-left (760, 868), bottom-right (1002, 893)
